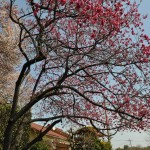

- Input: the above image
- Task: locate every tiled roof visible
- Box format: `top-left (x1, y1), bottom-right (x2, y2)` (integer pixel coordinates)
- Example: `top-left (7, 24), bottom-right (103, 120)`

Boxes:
top-left (31, 123), bottom-right (67, 140)
top-left (46, 124), bottom-right (69, 138)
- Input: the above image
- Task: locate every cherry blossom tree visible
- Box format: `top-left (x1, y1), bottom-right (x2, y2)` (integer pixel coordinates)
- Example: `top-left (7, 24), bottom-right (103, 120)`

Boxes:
top-left (0, 1), bottom-right (32, 106)
top-left (3, 0), bottom-right (150, 149)
top-left (0, 3), bottom-right (33, 149)
top-left (0, 6), bottom-right (19, 103)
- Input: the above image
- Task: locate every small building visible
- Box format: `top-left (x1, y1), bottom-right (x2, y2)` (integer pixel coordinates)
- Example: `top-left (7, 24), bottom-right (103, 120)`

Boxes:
top-left (31, 123), bottom-right (70, 150)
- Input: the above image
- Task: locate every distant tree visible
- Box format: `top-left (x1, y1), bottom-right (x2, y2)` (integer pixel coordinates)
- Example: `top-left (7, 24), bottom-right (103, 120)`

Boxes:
top-left (0, 5), bottom-right (19, 103)
top-left (115, 148), bottom-right (123, 150)
top-left (69, 126), bottom-right (112, 150)
top-left (124, 145), bottom-right (129, 150)
top-left (0, 2), bottom-right (32, 106)
top-left (2, 0), bottom-right (150, 150)
top-left (115, 146), bottom-right (150, 150)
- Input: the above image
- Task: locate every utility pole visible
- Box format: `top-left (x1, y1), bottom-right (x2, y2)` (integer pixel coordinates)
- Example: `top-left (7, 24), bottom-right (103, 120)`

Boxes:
top-left (128, 139), bottom-right (132, 147)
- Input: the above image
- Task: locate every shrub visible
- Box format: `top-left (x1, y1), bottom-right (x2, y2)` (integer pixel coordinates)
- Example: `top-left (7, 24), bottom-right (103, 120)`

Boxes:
top-left (30, 141), bottom-right (50, 150)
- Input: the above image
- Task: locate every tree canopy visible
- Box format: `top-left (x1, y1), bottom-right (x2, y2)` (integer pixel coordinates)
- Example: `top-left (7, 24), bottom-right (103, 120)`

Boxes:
top-left (68, 126), bottom-right (112, 150)
top-left (1, 0), bottom-right (150, 149)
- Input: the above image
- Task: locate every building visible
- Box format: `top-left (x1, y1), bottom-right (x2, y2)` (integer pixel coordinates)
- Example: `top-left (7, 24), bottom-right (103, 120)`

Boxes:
top-left (31, 123), bottom-right (70, 150)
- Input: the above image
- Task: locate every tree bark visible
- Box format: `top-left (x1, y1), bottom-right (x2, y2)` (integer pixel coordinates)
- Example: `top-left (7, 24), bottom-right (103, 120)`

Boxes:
top-left (3, 120), bottom-right (14, 150)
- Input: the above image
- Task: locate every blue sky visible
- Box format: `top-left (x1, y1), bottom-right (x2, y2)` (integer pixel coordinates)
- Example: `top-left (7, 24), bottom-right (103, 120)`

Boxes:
top-left (139, 0), bottom-right (150, 35)
top-left (112, 1), bottom-right (150, 149)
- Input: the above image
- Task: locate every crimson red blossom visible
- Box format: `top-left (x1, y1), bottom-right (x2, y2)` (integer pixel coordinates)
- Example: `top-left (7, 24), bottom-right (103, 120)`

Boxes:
top-left (3, 0), bottom-right (150, 149)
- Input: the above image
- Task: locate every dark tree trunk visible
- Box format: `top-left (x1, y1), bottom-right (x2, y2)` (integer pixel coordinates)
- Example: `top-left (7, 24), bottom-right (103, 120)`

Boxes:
top-left (3, 120), bottom-right (14, 150)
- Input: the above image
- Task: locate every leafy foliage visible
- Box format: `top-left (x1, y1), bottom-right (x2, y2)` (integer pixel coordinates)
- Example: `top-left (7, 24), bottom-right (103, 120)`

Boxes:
top-left (0, 104), bottom-right (30, 150)
top-left (29, 141), bottom-right (50, 150)
top-left (69, 127), bottom-right (112, 150)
